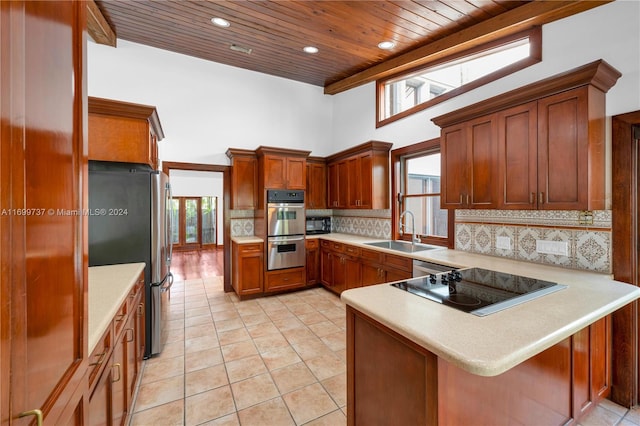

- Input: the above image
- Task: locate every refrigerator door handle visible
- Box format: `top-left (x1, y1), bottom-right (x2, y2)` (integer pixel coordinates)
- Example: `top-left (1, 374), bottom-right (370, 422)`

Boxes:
top-left (161, 272), bottom-right (174, 293)
top-left (166, 182), bottom-right (173, 264)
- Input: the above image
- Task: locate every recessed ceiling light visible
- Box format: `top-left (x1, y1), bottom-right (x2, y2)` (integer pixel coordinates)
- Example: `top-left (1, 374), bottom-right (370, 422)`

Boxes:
top-left (230, 44), bottom-right (252, 54)
top-left (303, 46), bottom-right (319, 54)
top-left (211, 17), bottom-right (230, 28)
top-left (378, 41), bottom-right (396, 50)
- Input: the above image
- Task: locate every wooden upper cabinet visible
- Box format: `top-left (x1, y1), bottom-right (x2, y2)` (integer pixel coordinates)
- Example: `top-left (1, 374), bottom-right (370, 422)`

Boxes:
top-left (441, 116), bottom-right (498, 209)
top-left (306, 157), bottom-right (327, 209)
top-left (327, 141), bottom-right (392, 210)
top-left (226, 149), bottom-right (257, 210)
top-left (89, 97), bottom-right (165, 169)
top-left (434, 60), bottom-right (621, 211)
top-left (256, 146), bottom-right (310, 190)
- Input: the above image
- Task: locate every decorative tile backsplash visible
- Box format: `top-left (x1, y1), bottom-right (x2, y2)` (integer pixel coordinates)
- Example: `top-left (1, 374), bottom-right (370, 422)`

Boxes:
top-left (455, 210), bottom-right (612, 273)
top-left (332, 209), bottom-right (391, 239)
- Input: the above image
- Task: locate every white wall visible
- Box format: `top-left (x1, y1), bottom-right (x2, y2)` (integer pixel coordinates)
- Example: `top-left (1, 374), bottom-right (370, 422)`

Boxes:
top-left (170, 170), bottom-right (224, 245)
top-left (88, 40), bottom-right (335, 163)
top-left (329, 0), bottom-right (640, 152)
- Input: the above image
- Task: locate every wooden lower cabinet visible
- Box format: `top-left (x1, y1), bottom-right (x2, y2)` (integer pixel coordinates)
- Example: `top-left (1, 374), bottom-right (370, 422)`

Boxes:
top-left (232, 241), bottom-right (264, 297)
top-left (347, 306), bottom-right (611, 426)
top-left (265, 267), bottom-right (306, 292)
top-left (306, 239), bottom-right (320, 285)
top-left (88, 273), bottom-right (145, 426)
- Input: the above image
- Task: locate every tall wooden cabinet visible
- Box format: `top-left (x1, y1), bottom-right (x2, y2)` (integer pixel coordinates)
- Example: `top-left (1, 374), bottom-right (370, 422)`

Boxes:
top-left (306, 157), bottom-right (327, 209)
top-left (326, 141), bottom-right (392, 210)
top-left (89, 97), bottom-right (165, 169)
top-left (226, 149), bottom-right (258, 210)
top-left (433, 60), bottom-right (621, 210)
top-left (1, 2), bottom-right (88, 425)
top-left (256, 146), bottom-right (309, 190)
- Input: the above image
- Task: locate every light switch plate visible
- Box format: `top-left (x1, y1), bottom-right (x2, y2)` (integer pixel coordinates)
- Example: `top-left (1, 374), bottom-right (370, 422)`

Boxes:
top-left (536, 240), bottom-right (569, 256)
top-left (496, 236), bottom-right (511, 250)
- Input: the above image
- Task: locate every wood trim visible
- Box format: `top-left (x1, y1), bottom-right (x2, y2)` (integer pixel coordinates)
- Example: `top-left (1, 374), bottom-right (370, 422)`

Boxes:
top-left (432, 59), bottom-right (621, 127)
top-left (86, 0), bottom-right (116, 47)
top-left (255, 145), bottom-right (311, 158)
top-left (611, 111), bottom-right (640, 407)
top-left (325, 1), bottom-right (611, 95)
top-left (161, 161), bottom-right (233, 292)
top-left (88, 96), bottom-right (165, 140)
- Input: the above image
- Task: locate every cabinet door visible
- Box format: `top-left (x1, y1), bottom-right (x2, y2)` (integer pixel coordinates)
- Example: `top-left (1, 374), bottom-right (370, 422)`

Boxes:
top-left (286, 158), bottom-right (306, 189)
top-left (111, 335), bottom-right (126, 426)
top-left (306, 163), bottom-right (327, 209)
top-left (337, 161), bottom-right (349, 208)
top-left (358, 153), bottom-right (373, 209)
top-left (124, 314), bottom-right (138, 415)
top-left (497, 102), bottom-right (538, 209)
top-left (441, 123), bottom-right (468, 208)
top-left (2, 2), bottom-right (88, 425)
top-left (233, 243), bottom-right (264, 296)
top-left (88, 357), bottom-right (114, 426)
top-left (320, 248), bottom-right (333, 286)
top-left (327, 163), bottom-right (339, 208)
top-left (347, 156), bottom-right (361, 208)
top-left (361, 262), bottom-right (385, 287)
top-left (467, 115), bottom-right (498, 208)
top-left (537, 87), bottom-right (589, 209)
top-left (231, 156), bottom-right (257, 209)
top-left (306, 242), bottom-right (320, 285)
top-left (263, 155), bottom-right (287, 189)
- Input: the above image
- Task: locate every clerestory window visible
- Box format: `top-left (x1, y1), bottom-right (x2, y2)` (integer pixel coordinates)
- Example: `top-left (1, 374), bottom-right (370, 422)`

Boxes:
top-left (377, 27), bottom-right (541, 128)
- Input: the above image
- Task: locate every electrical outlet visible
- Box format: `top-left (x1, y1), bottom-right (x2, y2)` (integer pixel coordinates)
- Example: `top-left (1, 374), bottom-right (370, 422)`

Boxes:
top-left (496, 236), bottom-right (511, 250)
top-left (536, 240), bottom-right (569, 256)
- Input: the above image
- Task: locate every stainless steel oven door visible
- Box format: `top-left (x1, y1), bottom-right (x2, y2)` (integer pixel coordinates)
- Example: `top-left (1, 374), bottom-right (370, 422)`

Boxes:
top-left (267, 204), bottom-right (305, 236)
top-left (267, 235), bottom-right (305, 270)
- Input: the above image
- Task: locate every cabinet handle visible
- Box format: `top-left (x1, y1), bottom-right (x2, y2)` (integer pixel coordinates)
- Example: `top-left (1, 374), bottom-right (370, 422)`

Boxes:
top-left (112, 363), bottom-right (122, 383)
top-left (126, 328), bottom-right (134, 343)
top-left (138, 303), bottom-right (144, 316)
top-left (539, 192), bottom-right (545, 204)
top-left (466, 194), bottom-right (470, 206)
top-left (115, 314), bottom-right (125, 322)
top-left (90, 350), bottom-right (107, 366)
top-left (18, 409), bottom-right (43, 426)
top-left (460, 194), bottom-right (463, 205)
top-left (530, 192), bottom-right (535, 204)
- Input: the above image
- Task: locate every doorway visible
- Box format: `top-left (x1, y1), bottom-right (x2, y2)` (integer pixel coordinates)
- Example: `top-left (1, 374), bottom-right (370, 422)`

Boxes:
top-left (611, 110), bottom-right (640, 407)
top-left (162, 161), bottom-right (232, 292)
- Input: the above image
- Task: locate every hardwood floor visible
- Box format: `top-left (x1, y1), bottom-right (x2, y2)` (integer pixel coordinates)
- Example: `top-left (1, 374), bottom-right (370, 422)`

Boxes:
top-left (170, 246), bottom-right (223, 281)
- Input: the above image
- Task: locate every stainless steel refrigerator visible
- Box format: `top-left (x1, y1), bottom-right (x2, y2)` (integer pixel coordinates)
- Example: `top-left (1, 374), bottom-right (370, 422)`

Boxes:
top-left (88, 161), bottom-right (173, 357)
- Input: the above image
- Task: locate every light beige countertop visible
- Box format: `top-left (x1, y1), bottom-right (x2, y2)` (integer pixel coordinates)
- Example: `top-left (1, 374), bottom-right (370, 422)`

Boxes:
top-left (325, 233), bottom-right (640, 377)
top-left (88, 263), bottom-right (145, 353)
top-left (231, 236), bottom-right (263, 244)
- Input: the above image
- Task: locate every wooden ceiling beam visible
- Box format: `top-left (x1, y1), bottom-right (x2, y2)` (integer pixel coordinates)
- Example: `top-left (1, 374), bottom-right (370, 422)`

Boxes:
top-left (87, 0), bottom-right (116, 47)
top-left (324, 1), bottom-right (611, 95)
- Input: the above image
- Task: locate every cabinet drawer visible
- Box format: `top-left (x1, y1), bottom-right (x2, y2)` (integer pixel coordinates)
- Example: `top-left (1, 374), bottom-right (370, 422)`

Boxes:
top-left (113, 299), bottom-right (128, 337)
top-left (360, 248), bottom-right (382, 263)
top-left (320, 240), bottom-right (332, 250)
top-left (239, 243), bottom-right (263, 253)
top-left (88, 327), bottom-right (112, 389)
top-left (384, 254), bottom-right (412, 272)
top-left (265, 268), bottom-right (305, 291)
top-left (344, 244), bottom-right (360, 257)
top-left (306, 238), bottom-right (319, 249)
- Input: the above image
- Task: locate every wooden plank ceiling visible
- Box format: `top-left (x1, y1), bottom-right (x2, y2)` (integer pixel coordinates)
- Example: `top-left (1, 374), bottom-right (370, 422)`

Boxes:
top-left (93, 1), bottom-right (607, 94)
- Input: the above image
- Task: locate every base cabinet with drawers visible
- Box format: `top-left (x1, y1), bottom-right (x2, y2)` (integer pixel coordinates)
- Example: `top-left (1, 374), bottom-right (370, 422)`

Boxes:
top-left (232, 241), bottom-right (264, 297)
top-left (88, 272), bottom-right (145, 426)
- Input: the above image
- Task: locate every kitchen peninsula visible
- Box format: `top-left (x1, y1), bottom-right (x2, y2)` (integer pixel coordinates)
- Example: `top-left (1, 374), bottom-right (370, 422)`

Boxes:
top-left (319, 233), bottom-right (640, 425)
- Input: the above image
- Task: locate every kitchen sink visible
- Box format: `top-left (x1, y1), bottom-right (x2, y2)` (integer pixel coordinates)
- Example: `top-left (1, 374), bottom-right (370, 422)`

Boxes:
top-left (364, 240), bottom-right (440, 253)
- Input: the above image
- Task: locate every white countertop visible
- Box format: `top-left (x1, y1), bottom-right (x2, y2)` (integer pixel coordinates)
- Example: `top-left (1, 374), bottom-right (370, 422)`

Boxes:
top-left (88, 263), bottom-right (145, 353)
top-left (323, 233), bottom-right (640, 377)
top-left (231, 236), bottom-right (263, 244)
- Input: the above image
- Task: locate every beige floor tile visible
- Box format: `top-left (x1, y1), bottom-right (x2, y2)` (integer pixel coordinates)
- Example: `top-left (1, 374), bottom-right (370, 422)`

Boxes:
top-left (334, 348), bottom-right (347, 362)
top-left (214, 318), bottom-right (245, 332)
top-left (230, 373), bottom-right (280, 410)
top-left (184, 297), bottom-right (209, 309)
top-left (186, 364), bottom-right (229, 396)
top-left (185, 385), bottom-right (236, 426)
top-left (185, 306), bottom-right (212, 318)
top-left (282, 382), bottom-right (338, 425)
top-left (157, 340), bottom-right (186, 359)
top-left (185, 314), bottom-right (214, 327)
top-left (210, 301), bottom-right (237, 313)
top-left (286, 302), bottom-right (316, 315)
top-left (290, 337), bottom-right (334, 361)
top-left (240, 312), bottom-right (271, 326)
top-left (598, 399), bottom-right (630, 417)
top-left (167, 318), bottom-right (185, 331)
top-left (211, 309), bottom-right (241, 321)
top-left (579, 405), bottom-right (623, 426)
top-left (321, 373), bottom-right (346, 407)
top-left (268, 309), bottom-right (298, 322)
top-left (625, 407), bottom-right (640, 425)
top-left (141, 355), bottom-right (184, 384)
top-left (236, 304), bottom-right (265, 316)
top-left (185, 334), bottom-right (220, 353)
top-left (218, 327), bottom-right (251, 346)
top-left (130, 400), bottom-right (184, 426)
top-left (199, 413), bottom-right (240, 425)
top-left (308, 320), bottom-right (341, 338)
top-left (281, 327), bottom-right (317, 344)
top-left (260, 346), bottom-right (302, 371)
top-left (305, 353), bottom-right (346, 381)
top-left (320, 331), bottom-right (346, 351)
top-left (319, 307), bottom-right (345, 321)
top-left (270, 362), bottom-right (317, 394)
top-left (304, 408), bottom-right (347, 426)
top-left (185, 322), bottom-right (217, 340)
top-left (134, 375), bottom-right (184, 412)
top-left (237, 397), bottom-right (296, 426)
top-left (297, 311), bottom-right (329, 326)
top-left (165, 327), bottom-right (186, 344)
top-left (253, 333), bottom-right (290, 353)
top-left (221, 340), bottom-right (259, 362)
top-left (185, 347), bottom-right (224, 373)
top-left (225, 354), bottom-right (268, 383)
top-left (246, 321), bottom-right (280, 338)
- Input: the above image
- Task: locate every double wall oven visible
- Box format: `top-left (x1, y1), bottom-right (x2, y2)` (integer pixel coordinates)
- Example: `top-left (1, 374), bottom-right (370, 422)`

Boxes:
top-left (266, 190), bottom-right (305, 270)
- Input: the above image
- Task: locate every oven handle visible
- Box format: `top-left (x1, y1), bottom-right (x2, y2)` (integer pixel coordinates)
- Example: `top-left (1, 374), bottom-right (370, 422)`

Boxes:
top-left (267, 203), bottom-right (305, 209)
top-left (268, 235), bottom-right (305, 243)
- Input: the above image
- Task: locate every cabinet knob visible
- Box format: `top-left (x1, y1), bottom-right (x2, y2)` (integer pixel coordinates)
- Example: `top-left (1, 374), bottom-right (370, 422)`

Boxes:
top-left (18, 409), bottom-right (43, 426)
top-left (539, 192), bottom-right (545, 204)
top-left (112, 363), bottom-right (122, 383)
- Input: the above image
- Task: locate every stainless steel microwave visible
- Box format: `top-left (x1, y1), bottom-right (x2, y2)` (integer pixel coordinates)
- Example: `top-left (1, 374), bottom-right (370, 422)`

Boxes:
top-left (306, 216), bottom-right (331, 234)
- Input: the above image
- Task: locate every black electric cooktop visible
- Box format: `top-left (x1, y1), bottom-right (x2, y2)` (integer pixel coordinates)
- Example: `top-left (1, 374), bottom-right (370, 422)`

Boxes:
top-left (391, 267), bottom-right (567, 316)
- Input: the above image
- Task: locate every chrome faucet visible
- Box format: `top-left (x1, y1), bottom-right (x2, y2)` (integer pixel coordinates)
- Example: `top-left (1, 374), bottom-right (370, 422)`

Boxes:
top-left (399, 209), bottom-right (419, 245)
